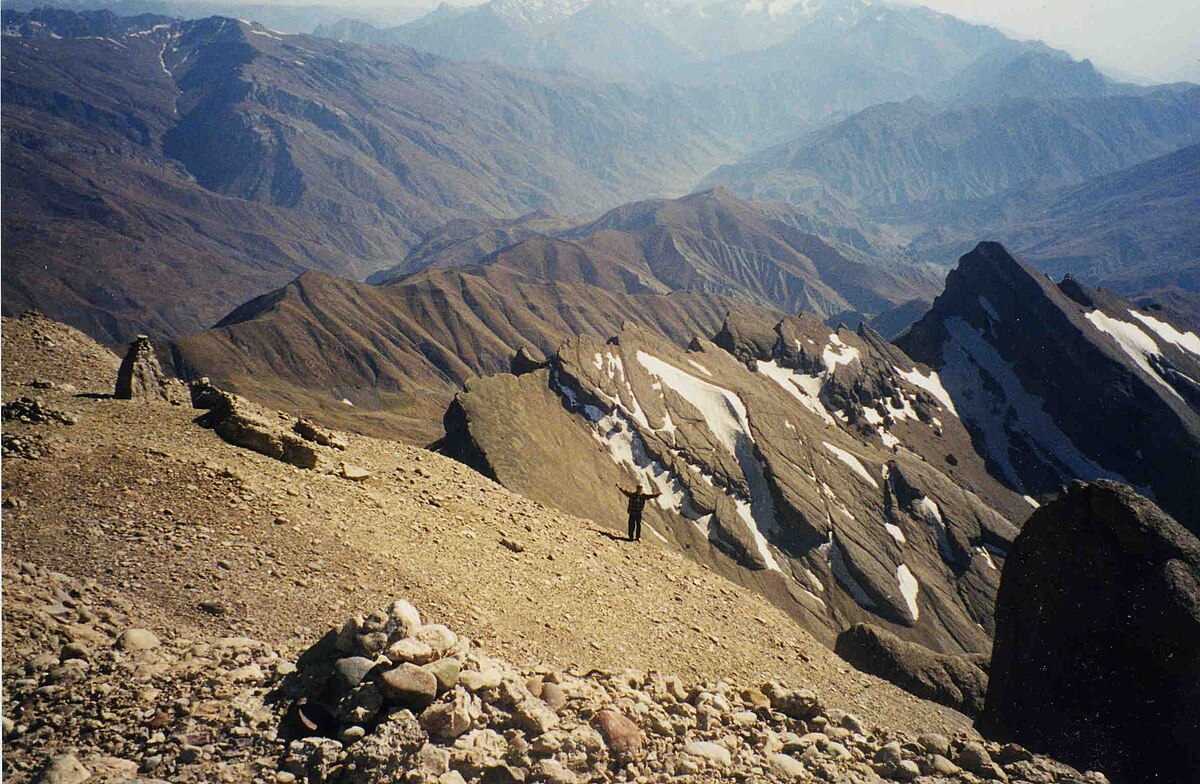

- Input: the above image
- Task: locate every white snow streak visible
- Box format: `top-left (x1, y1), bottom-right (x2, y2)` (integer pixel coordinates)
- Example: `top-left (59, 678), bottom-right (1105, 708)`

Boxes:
top-left (896, 565), bottom-right (920, 621)
top-left (894, 366), bottom-right (959, 417)
top-left (823, 333), bottom-right (860, 372)
top-left (939, 318), bottom-right (1123, 491)
top-left (822, 442), bottom-right (879, 489)
top-left (634, 351), bottom-right (782, 572)
top-left (1128, 310), bottom-right (1200, 357)
top-left (757, 360), bottom-right (836, 425)
top-left (1085, 309), bottom-right (1182, 400)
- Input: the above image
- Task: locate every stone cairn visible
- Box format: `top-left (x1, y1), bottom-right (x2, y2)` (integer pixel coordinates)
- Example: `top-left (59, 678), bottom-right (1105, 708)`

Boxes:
top-left (114, 335), bottom-right (172, 402)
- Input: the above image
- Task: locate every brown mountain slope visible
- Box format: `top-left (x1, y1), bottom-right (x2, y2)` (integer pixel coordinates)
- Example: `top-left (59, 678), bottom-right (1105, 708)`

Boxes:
top-left (2, 311), bottom-right (983, 750)
top-left (374, 188), bottom-right (942, 320)
top-left (1, 13), bottom-right (732, 343)
top-left (442, 320), bottom-right (1031, 662)
top-left (170, 267), bottom-right (783, 444)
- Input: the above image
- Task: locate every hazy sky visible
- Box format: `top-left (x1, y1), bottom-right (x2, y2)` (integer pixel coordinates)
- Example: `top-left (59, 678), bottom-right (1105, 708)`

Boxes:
top-left (899, 0), bottom-right (1200, 84)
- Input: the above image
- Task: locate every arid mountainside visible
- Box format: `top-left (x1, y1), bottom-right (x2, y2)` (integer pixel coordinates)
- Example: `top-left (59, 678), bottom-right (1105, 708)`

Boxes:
top-left (8, 310), bottom-right (1072, 782)
top-left (1, 9), bottom-right (731, 343)
top-left (170, 267), bottom-right (781, 444)
top-left (704, 89), bottom-right (1200, 294)
top-left (897, 243), bottom-right (1200, 532)
top-left (172, 189), bottom-right (939, 444)
top-left (442, 316), bottom-right (1031, 667)
top-left (707, 89), bottom-right (1200, 210)
top-left (374, 188), bottom-right (939, 316)
top-left (907, 143), bottom-right (1200, 294)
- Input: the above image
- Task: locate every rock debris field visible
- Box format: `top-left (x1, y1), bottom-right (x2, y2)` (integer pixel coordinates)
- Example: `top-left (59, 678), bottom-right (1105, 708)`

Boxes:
top-left (1, 313), bottom-right (1109, 783)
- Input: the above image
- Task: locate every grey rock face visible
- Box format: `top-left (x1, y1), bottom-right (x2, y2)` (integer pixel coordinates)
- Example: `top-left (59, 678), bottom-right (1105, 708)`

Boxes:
top-left (443, 318), bottom-right (1024, 662)
top-left (981, 481), bottom-right (1200, 782)
top-left (114, 335), bottom-right (171, 401)
top-left (834, 624), bottom-right (988, 717)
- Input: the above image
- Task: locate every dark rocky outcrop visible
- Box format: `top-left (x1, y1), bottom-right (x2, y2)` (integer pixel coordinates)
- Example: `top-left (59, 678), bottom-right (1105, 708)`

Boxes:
top-left (898, 242), bottom-right (1200, 533)
top-left (980, 481), bottom-right (1200, 782)
top-left (834, 624), bottom-right (988, 716)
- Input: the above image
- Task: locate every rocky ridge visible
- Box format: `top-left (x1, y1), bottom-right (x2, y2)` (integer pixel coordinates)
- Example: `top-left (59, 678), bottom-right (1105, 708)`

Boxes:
top-left (897, 243), bottom-right (1200, 532)
top-left (3, 310), bottom-right (996, 773)
top-left (443, 316), bottom-right (1029, 662)
top-left (171, 188), bottom-right (937, 445)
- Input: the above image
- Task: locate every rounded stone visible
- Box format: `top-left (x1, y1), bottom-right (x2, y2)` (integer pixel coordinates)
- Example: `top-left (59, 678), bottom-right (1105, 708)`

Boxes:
top-left (380, 663), bottom-right (438, 708)
top-left (116, 628), bottom-right (160, 651)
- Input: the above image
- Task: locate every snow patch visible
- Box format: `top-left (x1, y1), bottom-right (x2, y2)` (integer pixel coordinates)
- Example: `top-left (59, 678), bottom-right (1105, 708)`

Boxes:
top-left (757, 361), bottom-right (836, 425)
top-left (884, 523), bottom-right (906, 545)
top-left (894, 366), bottom-right (959, 417)
top-left (686, 359), bottom-right (713, 377)
top-left (637, 352), bottom-right (748, 456)
top-left (823, 333), bottom-right (860, 372)
top-left (979, 296), bottom-right (1001, 324)
top-left (938, 317), bottom-right (1124, 491)
top-left (1085, 309), bottom-right (1182, 401)
top-left (1128, 310), bottom-right (1200, 357)
top-left (1022, 495), bottom-right (1040, 509)
top-left (635, 352), bottom-right (782, 573)
top-left (896, 565), bottom-right (920, 621)
top-left (822, 442), bottom-right (879, 489)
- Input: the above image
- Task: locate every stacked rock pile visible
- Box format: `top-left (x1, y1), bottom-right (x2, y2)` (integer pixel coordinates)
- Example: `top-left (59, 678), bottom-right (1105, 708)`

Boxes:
top-left (278, 601), bottom-right (1111, 784)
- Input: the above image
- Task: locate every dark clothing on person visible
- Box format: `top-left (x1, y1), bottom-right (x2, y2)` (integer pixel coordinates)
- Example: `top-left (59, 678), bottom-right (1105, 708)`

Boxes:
top-left (619, 485), bottom-right (660, 541)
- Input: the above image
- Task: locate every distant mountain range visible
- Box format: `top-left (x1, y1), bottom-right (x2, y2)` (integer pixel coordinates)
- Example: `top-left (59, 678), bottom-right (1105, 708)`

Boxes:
top-left (707, 89), bottom-right (1200, 209)
top-left (907, 143), bottom-right (1200, 294)
top-left (315, 0), bottom-right (1033, 142)
top-left (3, 4), bottom-right (1198, 353)
top-left (706, 87), bottom-right (1200, 291)
top-left (170, 188), bottom-right (937, 442)
top-left (1, 10), bottom-right (733, 341)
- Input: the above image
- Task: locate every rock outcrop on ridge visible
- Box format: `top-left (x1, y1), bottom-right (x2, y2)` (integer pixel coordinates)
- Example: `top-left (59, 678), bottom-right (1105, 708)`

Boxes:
top-left (834, 624), bottom-right (988, 718)
top-left (443, 319), bottom-right (1028, 658)
top-left (5, 312), bottom-right (1110, 782)
top-left (897, 242), bottom-right (1200, 533)
top-left (980, 481), bottom-right (1200, 783)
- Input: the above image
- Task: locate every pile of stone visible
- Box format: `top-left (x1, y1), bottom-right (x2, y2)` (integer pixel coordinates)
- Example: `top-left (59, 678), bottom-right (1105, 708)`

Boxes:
top-left (114, 335), bottom-right (187, 404)
top-left (277, 601), bottom-right (1113, 784)
top-left (2, 396), bottom-right (76, 426)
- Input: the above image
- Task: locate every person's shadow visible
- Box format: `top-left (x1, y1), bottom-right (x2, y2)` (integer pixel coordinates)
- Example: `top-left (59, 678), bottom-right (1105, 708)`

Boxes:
top-left (595, 529), bottom-right (629, 542)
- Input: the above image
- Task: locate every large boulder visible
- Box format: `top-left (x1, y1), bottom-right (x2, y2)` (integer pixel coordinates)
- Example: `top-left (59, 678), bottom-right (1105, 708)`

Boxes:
top-left (980, 481), bottom-right (1200, 782)
top-left (834, 624), bottom-right (988, 716)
